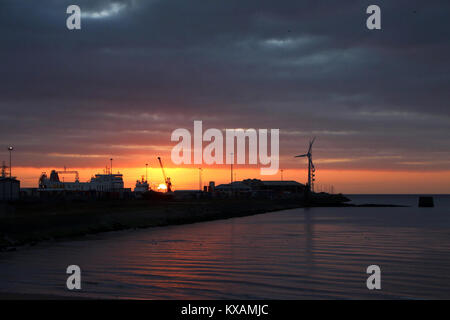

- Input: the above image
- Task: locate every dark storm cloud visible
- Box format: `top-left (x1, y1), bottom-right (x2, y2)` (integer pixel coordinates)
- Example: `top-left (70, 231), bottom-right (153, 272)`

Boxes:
top-left (0, 0), bottom-right (449, 170)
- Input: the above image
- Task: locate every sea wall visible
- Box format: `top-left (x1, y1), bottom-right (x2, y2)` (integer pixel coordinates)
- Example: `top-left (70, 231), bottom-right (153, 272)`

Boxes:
top-left (0, 198), bottom-right (305, 251)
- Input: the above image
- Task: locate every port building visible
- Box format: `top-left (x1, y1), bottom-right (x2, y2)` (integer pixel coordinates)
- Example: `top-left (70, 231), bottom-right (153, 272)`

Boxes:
top-left (0, 162), bottom-right (20, 201)
top-left (0, 177), bottom-right (20, 201)
top-left (215, 179), bottom-right (304, 194)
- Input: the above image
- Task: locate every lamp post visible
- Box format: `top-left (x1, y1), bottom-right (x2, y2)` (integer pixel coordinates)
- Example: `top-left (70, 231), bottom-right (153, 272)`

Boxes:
top-left (110, 158), bottom-right (113, 175)
top-left (8, 146), bottom-right (13, 178)
top-left (145, 163), bottom-right (148, 182)
top-left (230, 152), bottom-right (233, 183)
top-left (199, 167), bottom-right (203, 191)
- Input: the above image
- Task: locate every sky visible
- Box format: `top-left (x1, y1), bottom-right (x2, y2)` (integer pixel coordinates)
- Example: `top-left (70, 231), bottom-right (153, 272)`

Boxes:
top-left (0, 0), bottom-right (449, 193)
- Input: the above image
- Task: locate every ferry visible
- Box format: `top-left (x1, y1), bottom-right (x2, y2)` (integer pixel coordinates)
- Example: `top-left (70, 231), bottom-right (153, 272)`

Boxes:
top-left (39, 169), bottom-right (124, 192)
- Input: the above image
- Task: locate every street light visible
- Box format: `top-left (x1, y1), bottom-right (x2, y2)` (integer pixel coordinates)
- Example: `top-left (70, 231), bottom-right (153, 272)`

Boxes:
top-left (8, 146), bottom-right (13, 178)
top-left (199, 167), bottom-right (203, 191)
top-left (229, 152), bottom-right (233, 183)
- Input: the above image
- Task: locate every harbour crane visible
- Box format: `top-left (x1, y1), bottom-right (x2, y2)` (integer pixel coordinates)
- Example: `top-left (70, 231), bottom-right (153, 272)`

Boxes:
top-left (295, 137), bottom-right (316, 193)
top-left (56, 168), bottom-right (80, 182)
top-left (157, 157), bottom-right (172, 192)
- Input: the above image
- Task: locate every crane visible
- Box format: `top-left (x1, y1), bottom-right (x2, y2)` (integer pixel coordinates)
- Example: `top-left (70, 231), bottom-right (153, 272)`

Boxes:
top-left (56, 168), bottom-right (80, 182)
top-left (157, 157), bottom-right (172, 192)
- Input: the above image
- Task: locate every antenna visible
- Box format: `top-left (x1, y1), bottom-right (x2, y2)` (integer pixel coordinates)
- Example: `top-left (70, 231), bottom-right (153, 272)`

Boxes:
top-left (230, 152), bottom-right (234, 183)
top-left (1, 161), bottom-right (7, 178)
top-left (7, 146), bottom-right (13, 178)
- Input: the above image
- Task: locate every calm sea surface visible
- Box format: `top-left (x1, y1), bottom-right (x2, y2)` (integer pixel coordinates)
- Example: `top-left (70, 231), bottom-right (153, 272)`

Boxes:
top-left (1, 195), bottom-right (449, 299)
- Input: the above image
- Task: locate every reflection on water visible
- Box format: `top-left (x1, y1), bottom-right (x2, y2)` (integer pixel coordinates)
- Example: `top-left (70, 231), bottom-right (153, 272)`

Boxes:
top-left (0, 195), bottom-right (450, 299)
top-left (304, 210), bottom-right (315, 272)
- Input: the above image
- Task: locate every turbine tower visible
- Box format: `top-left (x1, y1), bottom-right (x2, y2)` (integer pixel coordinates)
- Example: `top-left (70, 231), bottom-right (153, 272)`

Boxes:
top-left (295, 137), bottom-right (316, 193)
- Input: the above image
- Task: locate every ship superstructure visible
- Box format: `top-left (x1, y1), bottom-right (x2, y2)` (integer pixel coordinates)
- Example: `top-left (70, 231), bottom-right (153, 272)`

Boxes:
top-left (134, 176), bottom-right (149, 193)
top-left (39, 170), bottom-right (124, 192)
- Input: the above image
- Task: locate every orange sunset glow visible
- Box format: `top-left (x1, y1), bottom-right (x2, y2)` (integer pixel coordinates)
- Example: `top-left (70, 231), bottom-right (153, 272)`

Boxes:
top-left (1, 1), bottom-right (449, 196)
top-left (14, 165), bottom-right (450, 194)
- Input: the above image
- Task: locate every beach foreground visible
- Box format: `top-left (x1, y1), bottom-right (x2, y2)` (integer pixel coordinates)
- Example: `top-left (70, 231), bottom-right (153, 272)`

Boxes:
top-left (0, 195), bottom-right (449, 299)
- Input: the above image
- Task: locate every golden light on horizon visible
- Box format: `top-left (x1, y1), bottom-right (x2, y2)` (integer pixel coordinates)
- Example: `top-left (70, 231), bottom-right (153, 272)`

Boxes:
top-left (157, 183), bottom-right (167, 191)
top-left (12, 166), bottom-right (450, 194)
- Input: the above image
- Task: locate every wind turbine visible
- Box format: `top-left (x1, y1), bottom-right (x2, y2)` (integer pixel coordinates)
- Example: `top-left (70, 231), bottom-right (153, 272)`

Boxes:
top-left (295, 137), bottom-right (316, 193)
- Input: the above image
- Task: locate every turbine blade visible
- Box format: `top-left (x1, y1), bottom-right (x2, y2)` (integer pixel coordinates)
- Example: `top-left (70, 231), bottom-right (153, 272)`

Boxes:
top-left (308, 136), bottom-right (316, 153)
top-left (295, 154), bottom-right (307, 158)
